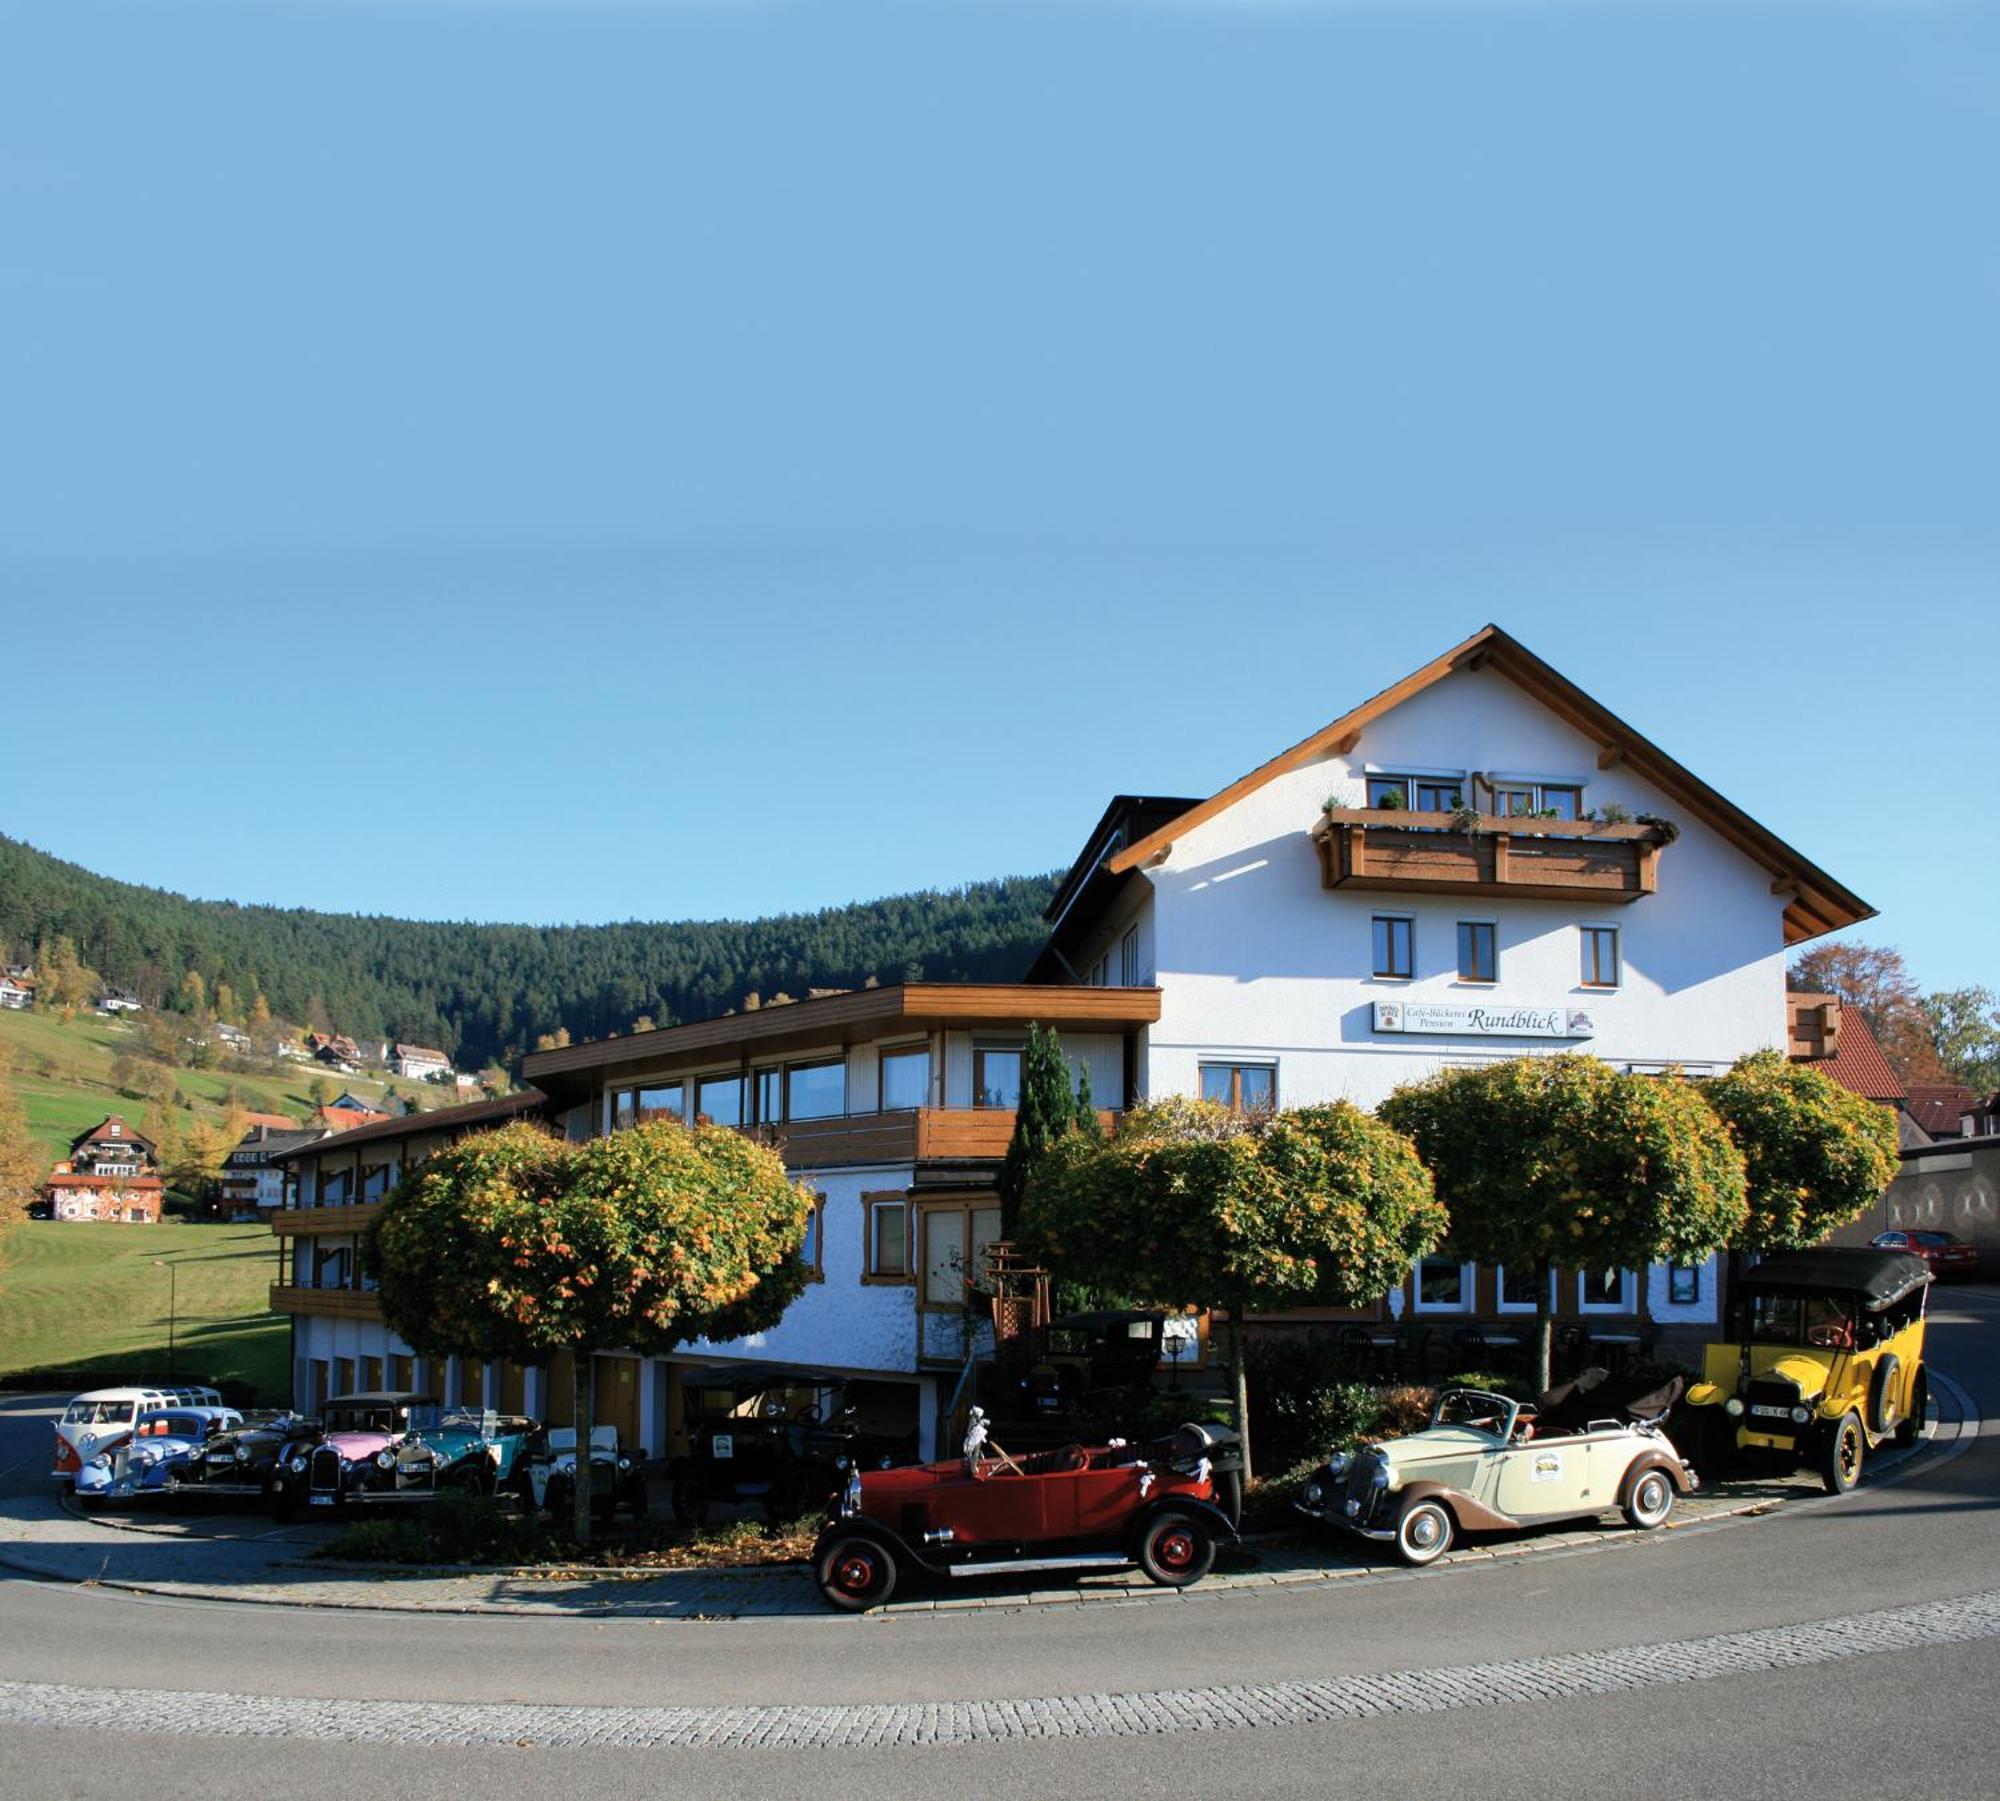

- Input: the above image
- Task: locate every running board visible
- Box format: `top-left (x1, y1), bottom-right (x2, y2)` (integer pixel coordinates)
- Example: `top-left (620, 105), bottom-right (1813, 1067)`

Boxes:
top-left (945, 1553), bottom-right (1128, 1579)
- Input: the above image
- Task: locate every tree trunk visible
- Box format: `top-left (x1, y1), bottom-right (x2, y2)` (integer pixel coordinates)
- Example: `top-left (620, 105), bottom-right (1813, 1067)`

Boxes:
top-left (572, 1350), bottom-right (596, 1543)
top-left (1228, 1311), bottom-right (1253, 1486)
top-left (1534, 1259), bottom-right (1555, 1396)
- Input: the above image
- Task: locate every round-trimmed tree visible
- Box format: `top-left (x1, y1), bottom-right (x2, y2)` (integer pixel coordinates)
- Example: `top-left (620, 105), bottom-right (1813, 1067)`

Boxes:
top-left (1700, 1050), bottom-right (1901, 1253)
top-left (1381, 1055), bottom-right (1748, 1392)
top-left (1023, 1097), bottom-right (1445, 1481)
top-left (364, 1118), bottom-right (812, 1538)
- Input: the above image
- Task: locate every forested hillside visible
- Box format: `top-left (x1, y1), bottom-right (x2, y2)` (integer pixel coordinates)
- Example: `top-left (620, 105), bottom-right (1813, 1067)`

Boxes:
top-left (0, 835), bottom-right (1058, 1070)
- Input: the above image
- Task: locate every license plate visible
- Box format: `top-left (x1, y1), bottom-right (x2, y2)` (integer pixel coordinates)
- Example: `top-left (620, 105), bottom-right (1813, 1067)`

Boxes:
top-left (1750, 1405), bottom-right (1791, 1420)
top-left (309, 1494), bottom-right (334, 1506)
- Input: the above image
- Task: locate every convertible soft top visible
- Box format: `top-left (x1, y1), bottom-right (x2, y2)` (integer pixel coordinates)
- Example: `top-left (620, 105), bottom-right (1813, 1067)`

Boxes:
top-left (1533, 1367), bottom-right (1683, 1435)
top-left (1738, 1248), bottom-right (1931, 1309)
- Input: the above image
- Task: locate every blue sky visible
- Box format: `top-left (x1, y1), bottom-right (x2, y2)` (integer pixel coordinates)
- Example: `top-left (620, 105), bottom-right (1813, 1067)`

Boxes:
top-left (1, 1), bottom-right (1993, 993)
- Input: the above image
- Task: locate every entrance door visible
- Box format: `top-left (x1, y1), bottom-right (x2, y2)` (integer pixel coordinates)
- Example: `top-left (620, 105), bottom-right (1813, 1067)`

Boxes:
top-left (594, 1356), bottom-right (641, 1445)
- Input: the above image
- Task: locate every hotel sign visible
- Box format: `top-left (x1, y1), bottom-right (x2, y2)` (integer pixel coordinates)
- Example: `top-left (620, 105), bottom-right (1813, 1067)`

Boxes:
top-left (1373, 1001), bottom-right (1595, 1040)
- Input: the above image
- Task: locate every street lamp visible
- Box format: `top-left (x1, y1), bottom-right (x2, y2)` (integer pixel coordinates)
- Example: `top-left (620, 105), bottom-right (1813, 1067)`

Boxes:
top-left (153, 1258), bottom-right (177, 1381)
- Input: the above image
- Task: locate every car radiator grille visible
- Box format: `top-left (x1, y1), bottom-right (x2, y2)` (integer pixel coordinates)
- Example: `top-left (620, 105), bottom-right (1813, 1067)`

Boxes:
top-left (1747, 1375), bottom-right (1802, 1416)
top-left (1345, 1455), bottom-right (1389, 1528)
top-left (308, 1447), bottom-right (342, 1492)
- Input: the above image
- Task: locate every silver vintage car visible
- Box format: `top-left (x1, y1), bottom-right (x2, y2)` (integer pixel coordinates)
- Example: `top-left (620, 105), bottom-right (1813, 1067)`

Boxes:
top-left (1297, 1369), bottom-right (1697, 1566)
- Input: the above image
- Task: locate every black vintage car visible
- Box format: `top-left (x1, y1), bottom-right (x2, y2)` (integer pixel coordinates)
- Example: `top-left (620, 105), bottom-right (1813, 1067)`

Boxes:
top-left (160, 1411), bottom-right (320, 1509)
top-left (975, 1310), bottom-right (1177, 1446)
top-left (520, 1424), bottom-right (651, 1522)
top-left (669, 1365), bottom-right (875, 1525)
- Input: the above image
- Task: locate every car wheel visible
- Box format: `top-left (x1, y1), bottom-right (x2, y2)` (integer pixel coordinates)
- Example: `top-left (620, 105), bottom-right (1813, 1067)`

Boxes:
top-left (1136, 1511), bottom-right (1216, 1588)
top-left (1819, 1411), bottom-right (1865, 1495)
top-left (671, 1474), bottom-right (710, 1528)
top-left (444, 1464), bottom-right (492, 1498)
top-left (1895, 1369), bottom-right (1929, 1449)
top-left (816, 1534), bottom-right (898, 1612)
top-left (1392, 1497), bottom-right (1454, 1568)
top-left (1622, 1467), bottom-right (1674, 1530)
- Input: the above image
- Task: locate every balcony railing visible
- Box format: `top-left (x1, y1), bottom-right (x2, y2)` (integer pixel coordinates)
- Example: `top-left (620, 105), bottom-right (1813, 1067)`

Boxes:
top-left (271, 1204), bottom-right (382, 1236)
top-left (1310, 808), bottom-right (1665, 905)
top-left (269, 1283), bottom-right (382, 1320)
top-left (749, 1107), bottom-right (1118, 1168)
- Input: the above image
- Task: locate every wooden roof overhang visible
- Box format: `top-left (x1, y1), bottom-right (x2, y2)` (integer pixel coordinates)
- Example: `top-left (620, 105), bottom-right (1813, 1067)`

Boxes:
top-left (1097, 624), bottom-right (1873, 947)
top-left (519, 982), bottom-right (1164, 1106)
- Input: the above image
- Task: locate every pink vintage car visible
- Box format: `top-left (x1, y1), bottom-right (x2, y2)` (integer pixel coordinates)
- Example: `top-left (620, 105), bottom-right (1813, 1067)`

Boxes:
top-left (811, 1409), bottom-right (1243, 1610)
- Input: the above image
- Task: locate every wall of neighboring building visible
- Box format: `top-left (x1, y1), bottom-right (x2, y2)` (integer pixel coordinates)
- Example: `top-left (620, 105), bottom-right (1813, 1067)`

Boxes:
top-left (1830, 1138), bottom-right (2000, 1254)
top-left (1141, 662), bottom-right (1791, 1112)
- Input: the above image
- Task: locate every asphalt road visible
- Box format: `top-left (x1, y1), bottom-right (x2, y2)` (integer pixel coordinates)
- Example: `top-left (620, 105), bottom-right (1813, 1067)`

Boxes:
top-left (5, 1286), bottom-right (1998, 1798)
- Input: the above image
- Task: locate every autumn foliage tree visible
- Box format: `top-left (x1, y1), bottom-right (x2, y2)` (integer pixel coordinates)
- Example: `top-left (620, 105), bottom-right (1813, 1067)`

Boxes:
top-left (1700, 1051), bottom-right (1901, 1253)
top-left (364, 1119), bottom-right (812, 1539)
top-left (1381, 1055), bottom-right (1748, 1392)
top-left (1023, 1097), bottom-right (1445, 1481)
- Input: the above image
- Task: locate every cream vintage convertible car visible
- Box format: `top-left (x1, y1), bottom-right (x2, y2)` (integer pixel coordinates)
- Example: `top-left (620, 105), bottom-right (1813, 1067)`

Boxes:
top-left (1296, 1369), bottom-right (1698, 1566)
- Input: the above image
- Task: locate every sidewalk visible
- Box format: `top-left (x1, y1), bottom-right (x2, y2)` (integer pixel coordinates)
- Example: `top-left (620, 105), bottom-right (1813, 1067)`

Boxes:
top-left (0, 1381), bottom-right (1970, 1620)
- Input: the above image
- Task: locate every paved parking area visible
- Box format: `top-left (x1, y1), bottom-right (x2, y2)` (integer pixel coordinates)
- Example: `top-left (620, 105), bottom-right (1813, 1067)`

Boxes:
top-left (0, 1379), bottom-right (1968, 1619)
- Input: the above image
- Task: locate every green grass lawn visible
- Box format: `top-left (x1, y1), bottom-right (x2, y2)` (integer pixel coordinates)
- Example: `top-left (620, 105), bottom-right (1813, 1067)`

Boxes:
top-left (0, 1005), bottom-right (408, 1162)
top-left (0, 1220), bottom-right (288, 1402)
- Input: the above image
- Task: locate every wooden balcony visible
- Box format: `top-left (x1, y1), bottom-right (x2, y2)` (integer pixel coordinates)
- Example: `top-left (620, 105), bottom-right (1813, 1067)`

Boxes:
top-left (271, 1204), bottom-right (381, 1237)
top-left (751, 1107), bottom-right (1118, 1169)
top-left (1310, 808), bottom-right (1665, 905)
top-left (270, 1283), bottom-right (382, 1321)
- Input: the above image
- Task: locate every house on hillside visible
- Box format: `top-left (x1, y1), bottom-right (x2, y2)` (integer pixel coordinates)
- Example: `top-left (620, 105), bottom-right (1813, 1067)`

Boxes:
top-left (389, 1043), bottom-right (451, 1081)
top-left (0, 974), bottom-right (32, 1011)
top-left (270, 624), bottom-right (1873, 1458)
top-left (221, 1122), bottom-right (334, 1218)
top-left (213, 1021), bottom-right (252, 1052)
top-left (311, 1034), bottom-right (364, 1073)
top-left (312, 1102), bottom-right (391, 1132)
top-left (46, 1115), bottom-right (164, 1223)
top-left (99, 988), bottom-right (143, 1014)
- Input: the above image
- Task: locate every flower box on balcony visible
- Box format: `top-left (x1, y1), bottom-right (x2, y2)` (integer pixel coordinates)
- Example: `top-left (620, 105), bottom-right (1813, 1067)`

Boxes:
top-left (1309, 808), bottom-right (1666, 905)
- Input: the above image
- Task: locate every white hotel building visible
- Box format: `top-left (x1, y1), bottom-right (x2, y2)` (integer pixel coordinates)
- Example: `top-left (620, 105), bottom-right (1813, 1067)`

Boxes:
top-left (271, 626), bottom-right (1870, 1458)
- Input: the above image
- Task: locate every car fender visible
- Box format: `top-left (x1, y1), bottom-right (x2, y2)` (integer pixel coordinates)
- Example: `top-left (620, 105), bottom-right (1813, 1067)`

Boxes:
top-left (1683, 1382), bottom-right (1726, 1409)
top-left (1617, 1450), bottom-right (1697, 1507)
top-left (1394, 1480), bottom-right (1516, 1533)
top-left (812, 1515), bottom-right (937, 1576)
top-left (1125, 1495), bottom-right (1239, 1556)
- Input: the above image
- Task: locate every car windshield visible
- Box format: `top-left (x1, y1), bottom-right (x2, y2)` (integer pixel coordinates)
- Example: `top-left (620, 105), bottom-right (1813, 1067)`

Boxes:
top-left (67, 1401), bottom-right (137, 1425)
top-left (1432, 1391), bottom-right (1515, 1436)
top-left (328, 1405), bottom-right (409, 1434)
top-left (138, 1414), bottom-right (204, 1438)
top-left (1742, 1291), bottom-right (1859, 1347)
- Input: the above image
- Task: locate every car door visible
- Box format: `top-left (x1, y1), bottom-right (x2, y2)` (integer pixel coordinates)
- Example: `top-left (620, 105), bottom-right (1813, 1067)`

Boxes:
top-left (1493, 1435), bottom-right (1594, 1520)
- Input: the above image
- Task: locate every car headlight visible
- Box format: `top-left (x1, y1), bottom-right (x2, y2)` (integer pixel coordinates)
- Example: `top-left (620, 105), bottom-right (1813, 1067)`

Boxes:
top-left (1368, 1464), bottom-right (1391, 1487)
top-left (1328, 1452), bottom-right (1351, 1478)
top-left (375, 1451), bottom-right (395, 1470)
top-left (1790, 1406), bottom-right (1812, 1425)
top-left (1303, 1481), bottom-right (1325, 1508)
top-left (286, 1455), bottom-right (306, 1474)
top-left (1724, 1398), bottom-right (1745, 1418)
top-left (88, 1455), bottom-right (111, 1470)
top-left (617, 1457), bottom-right (631, 1471)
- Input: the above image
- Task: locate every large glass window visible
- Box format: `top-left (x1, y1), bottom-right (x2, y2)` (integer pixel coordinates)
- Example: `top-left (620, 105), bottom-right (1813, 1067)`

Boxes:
top-left (695, 1074), bottom-right (743, 1127)
top-left (880, 1046), bottom-right (930, 1111)
top-left (1456, 922), bottom-right (1496, 983)
top-left (1578, 1268), bottom-right (1631, 1312)
top-left (1200, 1062), bottom-right (1276, 1113)
top-left (1373, 916), bottom-right (1414, 979)
top-left (755, 1068), bottom-right (783, 1124)
top-left (974, 1046), bottom-right (1024, 1109)
top-left (1493, 780), bottom-right (1582, 819)
top-left (1368, 774), bottom-right (1464, 812)
top-left (1498, 1266), bottom-right (1546, 1310)
top-left (787, 1060), bottom-right (846, 1121)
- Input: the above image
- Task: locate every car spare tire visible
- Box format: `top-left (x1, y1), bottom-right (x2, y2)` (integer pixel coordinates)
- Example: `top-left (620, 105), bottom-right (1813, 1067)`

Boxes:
top-left (1895, 1367), bottom-right (1929, 1449)
top-left (1869, 1354), bottom-right (1903, 1438)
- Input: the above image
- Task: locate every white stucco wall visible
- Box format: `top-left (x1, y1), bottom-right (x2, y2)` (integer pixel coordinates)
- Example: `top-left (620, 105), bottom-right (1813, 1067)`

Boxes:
top-left (1143, 662), bottom-right (1793, 1112)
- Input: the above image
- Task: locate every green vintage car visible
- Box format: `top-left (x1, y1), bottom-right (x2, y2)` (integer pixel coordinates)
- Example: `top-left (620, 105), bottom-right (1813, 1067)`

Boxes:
top-left (275, 1393), bottom-right (539, 1516)
top-left (1296, 1370), bottom-right (1698, 1566)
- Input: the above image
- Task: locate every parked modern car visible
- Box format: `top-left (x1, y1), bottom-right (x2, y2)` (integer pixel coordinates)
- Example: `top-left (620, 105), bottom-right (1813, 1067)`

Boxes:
top-left (671, 1365), bottom-right (879, 1525)
top-left (1296, 1371), bottom-right (1696, 1567)
top-left (520, 1424), bottom-right (650, 1522)
top-left (52, 1386), bottom-right (224, 1485)
top-left (159, 1411), bottom-right (321, 1508)
top-left (270, 1392), bottom-right (537, 1517)
top-left (73, 1406), bottom-right (243, 1505)
top-left (1870, 1229), bottom-right (1980, 1281)
top-left (810, 1409), bottom-right (1243, 1611)
top-left (1679, 1246), bottom-right (1931, 1493)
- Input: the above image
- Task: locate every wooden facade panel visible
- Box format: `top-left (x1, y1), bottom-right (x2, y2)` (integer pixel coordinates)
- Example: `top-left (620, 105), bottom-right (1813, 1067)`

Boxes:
top-left (1315, 811), bottom-right (1659, 906)
top-left (272, 1204), bottom-right (384, 1236)
top-left (270, 1283), bottom-right (382, 1321)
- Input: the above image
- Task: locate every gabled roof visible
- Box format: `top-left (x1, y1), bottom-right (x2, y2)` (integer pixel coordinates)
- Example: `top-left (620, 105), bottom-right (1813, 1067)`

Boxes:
top-left (69, 1115), bottom-right (156, 1156)
top-left (1906, 1084), bottom-right (1979, 1138)
top-left (1806, 1009), bottom-right (1907, 1105)
top-left (1098, 624), bottom-right (1872, 946)
top-left (394, 1044), bottom-right (449, 1062)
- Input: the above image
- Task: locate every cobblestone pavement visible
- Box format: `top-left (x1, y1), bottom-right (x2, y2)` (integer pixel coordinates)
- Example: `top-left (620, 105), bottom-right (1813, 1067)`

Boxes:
top-left (2, 1585), bottom-right (1995, 1749)
top-left (0, 1374), bottom-right (1969, 1621)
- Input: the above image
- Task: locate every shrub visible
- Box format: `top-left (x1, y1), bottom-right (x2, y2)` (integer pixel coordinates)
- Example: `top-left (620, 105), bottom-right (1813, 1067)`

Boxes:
top-left (1372, 1384), bottom-right (1436, 1435)
top-left (1244, 1338), bottom-right (1387, 1470)
top-left (1441, 1369), bottom-right (1536, 1402)
top-left (1241, 1459), bottom-right (1321, 1533)
top-left (321, 1492), bottom-right (560, 1565)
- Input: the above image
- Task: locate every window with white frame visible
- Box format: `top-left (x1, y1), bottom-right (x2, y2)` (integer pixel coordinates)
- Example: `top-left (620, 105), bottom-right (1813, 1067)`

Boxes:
top-left (1488, 779), bottom-right (1583, 820)
top-left (1496, 1266), bottom-right (1552, 1313)
top-left (1413, 1256), bottom-right (1472, 1312)
top-left (863, 1193), bottom-right (909, 1282)
top-left (1577, 1268), bottom-right (1636, 1313)
top-left (1367, 772), bottom-right (1464, 812)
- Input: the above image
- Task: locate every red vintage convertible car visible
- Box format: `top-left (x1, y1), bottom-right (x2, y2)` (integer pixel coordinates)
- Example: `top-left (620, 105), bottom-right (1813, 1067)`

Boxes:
top-left (811, 1409), bottom-right (1243, 1611)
